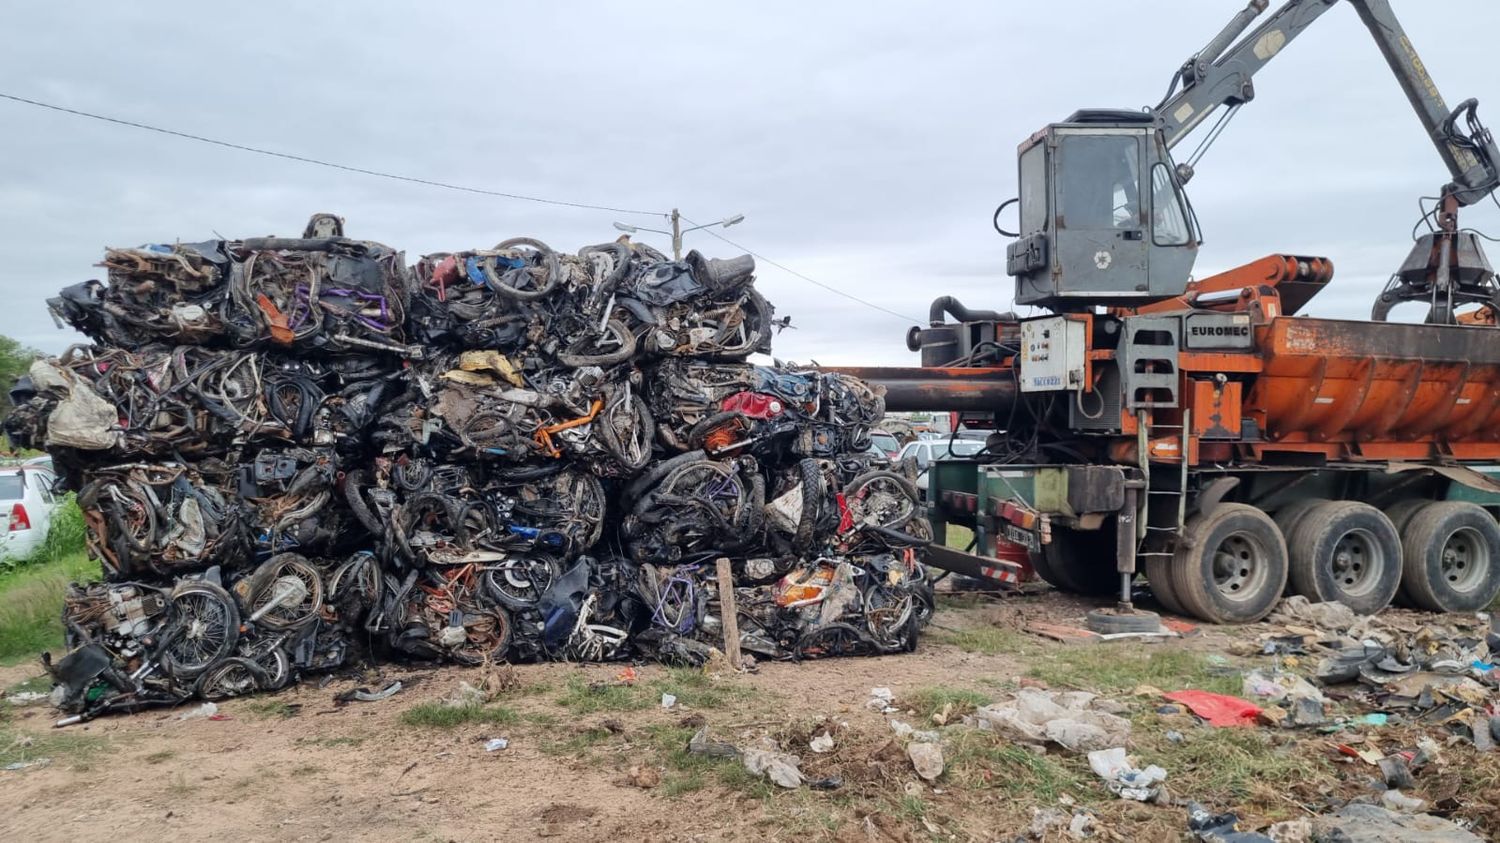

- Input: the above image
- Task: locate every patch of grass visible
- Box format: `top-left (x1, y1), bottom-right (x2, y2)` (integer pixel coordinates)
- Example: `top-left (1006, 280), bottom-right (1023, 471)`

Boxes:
top-left (555, 669), bottom-right (753, 714)
top-left (540, 726), bottom-right (616, 757)
top-left (1134, 718), bottom-right (1326, 814)
top-left (1026, 648), bottom-right (1241, 697)
top-left (661, 770), bottom-right (707, 797)
top-left (556, 675), bottom-right (652, 714)
top-left (938, 626), bottom-right (1033, 656)
top-left (0, 550), bottom-right (97, 663)
top-left (289, 763), bottom-right (323, 777)
top-left (903, 686), bottom-right (992, 721)
top-left (944, 729), bottom-right (1091, 799)
top-left (399, 701), bottom-right (519, 728)
top-left (241, 699), bottom-right (295, 719)
top-left (523, 711), bottom-right (560, 729)
top-left (0, 726), bottom-right (109, 771)
top-left (650, 667), bottom-right (751, 710)
top-left (642, 723), bottom-right (775, 800)
top-left (899, 794), bottom-right (927, 820)
top-left (143, 749), bottom-right (176, 764)
top-left (6, 673), bottom-right (51, 695)
top-left (946, 524), bottom-right (975, 551)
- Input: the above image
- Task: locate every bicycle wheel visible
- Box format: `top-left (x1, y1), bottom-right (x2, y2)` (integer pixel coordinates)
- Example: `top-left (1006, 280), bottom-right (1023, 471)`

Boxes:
top-left (194, 656), bottom-right (268, 700)
top-left (843, 470), bottom-right (919, 530)
top-left (557, 318), bottom-right (637, 368)
top-left (483, 555), bottom-right (563, 609)
top-left (249, 553), bottom-right (324, 630)
top-left (597, 386), bottom-right (654, 474)
top-left (163, 581), bottom-right (241, 679)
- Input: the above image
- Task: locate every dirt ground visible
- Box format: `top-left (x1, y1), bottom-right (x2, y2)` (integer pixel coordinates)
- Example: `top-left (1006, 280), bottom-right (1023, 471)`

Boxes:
top-left (2, 591), bottom-right (1496, 842)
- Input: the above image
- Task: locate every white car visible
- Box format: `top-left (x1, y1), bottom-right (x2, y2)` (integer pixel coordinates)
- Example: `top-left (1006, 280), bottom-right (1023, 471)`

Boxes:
top-left (898, 438), bottom-right (986, 499)
top-left (0, 464), bottom-right (61, 561)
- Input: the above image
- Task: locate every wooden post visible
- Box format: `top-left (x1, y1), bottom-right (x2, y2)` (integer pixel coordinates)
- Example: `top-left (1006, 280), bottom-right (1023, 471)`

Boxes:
top-left (714, 557), bottom-right (743, 671)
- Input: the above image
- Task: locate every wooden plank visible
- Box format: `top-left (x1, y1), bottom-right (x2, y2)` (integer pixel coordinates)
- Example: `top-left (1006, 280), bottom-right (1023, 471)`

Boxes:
top-left (715, 557), bottom-right (743, 671)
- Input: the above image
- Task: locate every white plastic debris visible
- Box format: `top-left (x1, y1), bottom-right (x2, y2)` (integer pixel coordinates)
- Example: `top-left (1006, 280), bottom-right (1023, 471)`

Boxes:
top-left (742, 748), bottom-right (803, 788)
top-left (5, 691), bottom-right (49, 707)
top-left (1380, 789), bottom-right (1427, 813)
top-left (177, 702), bottom-right (218, 721)
top-left (907, 741), bottom-right (944, 782)
top-left (3, 758), bottom-right (51, 772)
top-left (661, 693), bottom-right (677, 709)
top-left (866, 687), bottom-right (897, 713)
top-left (889, 720), bottom-right (941, 743)
top-left (1087, 747), bottom-right (1166, 802)
top-left (809, 732), bottom-right (835, 753)
top-left (974, 688), bottom-right (1130, 753)
top-left (485, 738), bottom-right (509, 752)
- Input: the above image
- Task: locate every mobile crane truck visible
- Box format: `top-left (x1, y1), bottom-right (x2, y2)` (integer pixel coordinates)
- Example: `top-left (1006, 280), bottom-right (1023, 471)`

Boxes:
top-left (833, 0), bottom-right (1500, 627)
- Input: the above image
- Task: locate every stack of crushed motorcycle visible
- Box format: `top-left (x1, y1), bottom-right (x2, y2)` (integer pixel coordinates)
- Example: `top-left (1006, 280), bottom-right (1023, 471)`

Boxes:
top-left (7, 215), bottom-right (933, 722)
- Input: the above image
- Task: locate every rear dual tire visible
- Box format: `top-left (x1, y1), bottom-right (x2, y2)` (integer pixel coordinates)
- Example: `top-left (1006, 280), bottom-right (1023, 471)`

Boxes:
top-left (1398, 501), bottom-right (1500, 613)
top-left (1285, 501), bottom-right (1402, 615)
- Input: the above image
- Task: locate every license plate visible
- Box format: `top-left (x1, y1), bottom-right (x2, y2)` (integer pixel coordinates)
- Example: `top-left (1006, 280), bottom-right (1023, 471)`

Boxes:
top-left (1003, 524), bottom-right (1040, 552)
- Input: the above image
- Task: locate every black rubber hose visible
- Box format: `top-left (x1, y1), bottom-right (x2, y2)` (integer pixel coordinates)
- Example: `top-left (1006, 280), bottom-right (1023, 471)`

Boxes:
top-left (927, 296), bottom-right (1017, 326)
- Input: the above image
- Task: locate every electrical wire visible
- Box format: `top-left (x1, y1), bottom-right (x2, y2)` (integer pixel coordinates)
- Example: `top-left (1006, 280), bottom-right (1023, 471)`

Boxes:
top-left (682, 217), bottom-right (923, 325)
top-left (0, 92), bottom-right (667, 217)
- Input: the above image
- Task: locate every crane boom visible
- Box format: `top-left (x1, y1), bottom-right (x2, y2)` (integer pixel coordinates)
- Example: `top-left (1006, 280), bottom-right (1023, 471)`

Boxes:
top-left (1159, 0), bottom-right (1500, 205)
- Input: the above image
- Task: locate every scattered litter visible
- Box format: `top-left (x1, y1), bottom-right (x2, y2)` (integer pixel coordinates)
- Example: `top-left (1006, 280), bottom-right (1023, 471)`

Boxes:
top-left (742, 748), bottom-right (803, 789)
top-left (1312, 803), bottom-right (1482, 842)
top-left (907, 741), bottom-right (944, 781)
top-left (1185, 802), bottom-right (1273, 842)
top-left (177, 702), bottom-right (219, 721)
top-left (688, 726), bottom-right (740, 760)
top-left (1380, 789), bottom-right (1428, 813)
top-left (809, 732), bottom-right (835, 753)
top-left (484, 737), bottom-right (509, 752)
top-left (1163, 690), bottom-right (1261, 727)
top-left (972, 688), bottom-right (1131, 752)
top-left (3, 758), bottom-right (51, 772)
top-left (660, 693), bottom-right (677, 709)
top-left (866, 687), bottom-right (897, 713)
top-left (615, 667), bottom-right (639, 685)
top-left (1269, 596), bottom-right (1358, 631)
top-left (1087, 747), bottom-right (1166, 802)
top-left (336, 681), bottom-right (404, 704)
top-left (5, 691), bottom-right (49, 707)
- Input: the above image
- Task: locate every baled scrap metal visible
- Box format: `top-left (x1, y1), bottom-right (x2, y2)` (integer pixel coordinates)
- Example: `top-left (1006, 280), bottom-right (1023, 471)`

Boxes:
top-left (14, 215), bottom-right (934, 723)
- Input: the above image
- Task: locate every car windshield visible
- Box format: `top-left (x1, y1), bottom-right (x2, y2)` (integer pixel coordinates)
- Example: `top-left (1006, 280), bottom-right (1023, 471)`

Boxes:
top-left (931, 440), bottom-right (985, 458)
top-left (870, 432), bottom-right (899, 450)
top-left (0, 474), bottom-right (23, 499)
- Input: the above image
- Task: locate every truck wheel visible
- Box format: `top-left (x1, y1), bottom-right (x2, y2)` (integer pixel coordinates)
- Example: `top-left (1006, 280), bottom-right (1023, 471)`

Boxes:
top-left (1286, 502), bottom-right (1401, 614)
top-left (1169, 504), bottom-right (1287, 624)
top-left (1037, 525), bottom-right (1120, 596)
top-left (1382, 499), bottom-right (1432, 607)
top-left (1144, 554), bottom-right (1187, 616)
top-left (1399, 501), bottom-right (1500, 613)
top-left (1272, 498), bottom-right (1329, 550)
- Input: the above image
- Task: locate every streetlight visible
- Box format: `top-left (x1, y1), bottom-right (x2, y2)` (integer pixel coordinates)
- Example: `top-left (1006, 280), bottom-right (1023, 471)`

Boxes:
top-left (612, 208), bottom-right (745, 259)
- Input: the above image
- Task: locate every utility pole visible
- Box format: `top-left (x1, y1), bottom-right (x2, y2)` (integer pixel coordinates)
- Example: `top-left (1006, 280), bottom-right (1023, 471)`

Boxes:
top-left (614, 211), bottom-right (746, 260)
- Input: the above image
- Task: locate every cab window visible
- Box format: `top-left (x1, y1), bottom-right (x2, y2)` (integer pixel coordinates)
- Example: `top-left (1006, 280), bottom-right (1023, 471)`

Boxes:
top-left (1057, 134), bottom-right (1141, 230)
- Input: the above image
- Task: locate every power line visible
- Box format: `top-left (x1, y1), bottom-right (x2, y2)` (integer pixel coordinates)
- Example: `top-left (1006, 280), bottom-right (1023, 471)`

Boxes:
top-left (683, 217), bottom-right (922, 325)
top-left (0, 91), bottom-right (667, 217)
top-left (2, 90), bottom-right (923, 325)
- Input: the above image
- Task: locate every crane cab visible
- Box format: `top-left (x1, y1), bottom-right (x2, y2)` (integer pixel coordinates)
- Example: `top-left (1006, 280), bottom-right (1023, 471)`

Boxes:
top-left (1008, 110), bottom-right (1201, 310)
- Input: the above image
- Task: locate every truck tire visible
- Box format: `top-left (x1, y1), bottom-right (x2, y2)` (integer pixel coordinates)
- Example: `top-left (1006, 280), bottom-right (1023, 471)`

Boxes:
top-left (1382, 499), bottom-right (1433, 607)
top-left (1272, 498), bottom-right (1329, 550)
top-left (1169, 504), bottom-right (1288, 624)
top-left (1036, 525), bottom-right (1120, 596)
top-left (1399, 501), bottom-right (1500, 613)
top-left (1286, 501), bottom-right (1401, 615)
top-left (1144, 554), bottom-right (1187, 616)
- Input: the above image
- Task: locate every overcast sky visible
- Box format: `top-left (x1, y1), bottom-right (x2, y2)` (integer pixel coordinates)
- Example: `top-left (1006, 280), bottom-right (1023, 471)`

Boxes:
top-left (3, 0), bottom-right (1499, 365)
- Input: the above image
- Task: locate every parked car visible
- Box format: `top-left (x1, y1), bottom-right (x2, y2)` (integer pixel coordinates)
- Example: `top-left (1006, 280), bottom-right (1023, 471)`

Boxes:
top-left (869, 430), bottom-right (902, 459)
top-left (0, 464), bottom-right (61, 561)
top-left (898, 438), bottom-right (987, 500)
